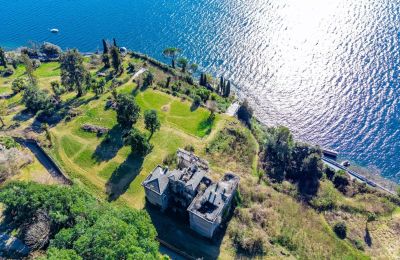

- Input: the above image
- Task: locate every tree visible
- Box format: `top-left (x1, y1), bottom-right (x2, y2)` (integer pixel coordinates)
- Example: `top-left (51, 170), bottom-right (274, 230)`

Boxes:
top-left (262, 126), bottom-right (294, 182)
top-left (177, 57), bottom-right (188, 72)
top-left (189, 63), bottom-right (198, 74)
top-left (110, 46), bottom-right (123, 74)
top-left (50, 81), bottom-right (65, 100)
top-left (21, 54), bottom-right (36, 85)
top-left (162, 47), bottom-right (181, 68)
top-left (11, 77), bottom-right (27, 94)
top-left (0, 47), bottom-right (7, 67)
top-left (102, 53), bottom-right (110, 69)
top-left (144, 110), bottom-right (161, 139)
top-left (116, 94), bottom-right (140, 128)
top-left (206, 100), bottom-right (218, 119)
top-left (60, 49), bottom-right (89, 97)
top-left (333, 170), bottom-right (350, 191)
top-left (124, 128), bottom-right (152, 156)
top-left (299, 153), bottom-right (323, 195)
top-left (225, 80), bottom-right (231, 97)
top-left (40, 42), bottom-right (61, 57)
top-left (333, 221), bottom-right (347, 239)
top-left (23, 85), bottom-right (54, 115)
top-left (0, 182), bottom-right (159, 259)
top-left (237, 99), bottom-right (253, 126)
top-left (92, 78), bottom-right (106, 96)
top-left (102, 39), bottom-right (109, 54)
top-left (143, 71), bottom-right (154, 87)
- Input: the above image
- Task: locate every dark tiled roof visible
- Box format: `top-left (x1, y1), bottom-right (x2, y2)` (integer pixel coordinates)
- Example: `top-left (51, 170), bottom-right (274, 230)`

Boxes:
top-left (142, 166), bottom-right (170, 195)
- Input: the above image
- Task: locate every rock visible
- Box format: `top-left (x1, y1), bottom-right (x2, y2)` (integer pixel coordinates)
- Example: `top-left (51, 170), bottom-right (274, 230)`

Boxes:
top-left (81, 124), bottom-right (109, 136)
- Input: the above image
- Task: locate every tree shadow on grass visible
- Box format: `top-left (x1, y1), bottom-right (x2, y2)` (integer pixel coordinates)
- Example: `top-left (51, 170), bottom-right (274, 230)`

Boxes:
top-left (190, 102), bottom-right (200, 112)
top-left (106, 153), bottom-right (143, 201)
top-left (197, 115), bottom-right (215, 136)
top-left (92, 124), bottom-right (125, 163)
top-left (12, 109), bottom-right (35, 122)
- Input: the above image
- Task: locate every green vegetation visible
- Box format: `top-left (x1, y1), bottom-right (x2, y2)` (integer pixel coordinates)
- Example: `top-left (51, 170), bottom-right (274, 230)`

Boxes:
top-left (1, 44), bottom-right (398, 259)
top-left (0, 182), bottom-right (158, 259)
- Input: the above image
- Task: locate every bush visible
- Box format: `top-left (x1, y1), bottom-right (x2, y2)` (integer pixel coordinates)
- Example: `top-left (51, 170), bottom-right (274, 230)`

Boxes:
top-left (2, 68), bottom-right (14, 77)
top-left (333, 221), bottom-right (347, 239)
top-left (40, 42), bottom-right (62, 56)
top-left (184, 144), bottom-right (195, 153)
top-left (12, 77), bottom-right (27, 94)
top-left (0, 136), bottom-right (19, 149)
top-left (353, 239), bottom-right (364, 251)
top-left (333, 170), bottom-right (350, 191)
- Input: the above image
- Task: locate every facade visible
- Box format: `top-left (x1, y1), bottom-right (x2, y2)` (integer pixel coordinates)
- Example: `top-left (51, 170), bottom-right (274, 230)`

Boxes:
top-left (142, 149), bottom-right (239, 238)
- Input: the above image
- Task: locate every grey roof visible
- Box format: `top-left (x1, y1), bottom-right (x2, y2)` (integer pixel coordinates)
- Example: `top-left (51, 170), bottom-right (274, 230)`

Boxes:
top-left (177, 149), bottom-right (209, 170)
top-left (188, 173), bottom-right (239, 222)
top-left (168, 166), bottom-right (207, 192)
top-left (142, 166), bottom-right (170, 195)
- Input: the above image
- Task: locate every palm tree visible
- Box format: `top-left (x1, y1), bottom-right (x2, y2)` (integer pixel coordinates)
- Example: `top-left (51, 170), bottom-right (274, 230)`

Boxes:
top-left (162, 47), bottom-right (181, 68)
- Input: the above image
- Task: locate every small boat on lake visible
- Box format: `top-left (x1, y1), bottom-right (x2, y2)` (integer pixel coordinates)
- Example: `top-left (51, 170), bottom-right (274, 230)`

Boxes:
top-left (50, 28), bottom-right (59, 33)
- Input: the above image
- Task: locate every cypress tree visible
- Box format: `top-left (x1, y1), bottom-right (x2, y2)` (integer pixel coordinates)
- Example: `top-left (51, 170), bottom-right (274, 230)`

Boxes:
top-left (102, 39), bottom-right (109, 54)
top-left (166, 76), bottom-right (171, 89)
top-left (113, 38), bottom-right (118, 47)
top-left (199, 73), bottom-right (204, 86)
top-left (225, 80), bottom-right (231, 97)
top-left (0, 48), bottom-right (7, 68)
top-left (219, 76), bottom-right (225, 95)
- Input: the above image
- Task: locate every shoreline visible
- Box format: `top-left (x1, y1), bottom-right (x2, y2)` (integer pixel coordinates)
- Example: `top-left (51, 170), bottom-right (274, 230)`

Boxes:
top-left (2, 47), bottom-right (399, 192)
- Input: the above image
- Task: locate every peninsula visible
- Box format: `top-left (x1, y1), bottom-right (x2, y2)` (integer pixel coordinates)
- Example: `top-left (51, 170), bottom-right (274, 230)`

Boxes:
top-left (0, 41), bottom-right (399, 259)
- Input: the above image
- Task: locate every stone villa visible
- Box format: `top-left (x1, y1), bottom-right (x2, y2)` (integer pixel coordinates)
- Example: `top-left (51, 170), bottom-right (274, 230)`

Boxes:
top-left (142, 149), bottom-right (239, 238)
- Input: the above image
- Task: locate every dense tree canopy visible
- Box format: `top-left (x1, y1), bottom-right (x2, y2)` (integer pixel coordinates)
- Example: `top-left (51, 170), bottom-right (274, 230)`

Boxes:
top-left (0, 182), bottom-right (159, 259)
top-left (116, 94), bottom-right (141, 128)
top-left (144, 110), bottom-right (161, 138)
top-left (110, 45), bottom-right (123, 75)
top-left (60, 49), bottom-right (89, 97)
top-left (22, 85), bottom-right (54, 115)
top-left (124, 128), bottom-right (152, 156)
top-left (0, 47), bottom-right (7, 67)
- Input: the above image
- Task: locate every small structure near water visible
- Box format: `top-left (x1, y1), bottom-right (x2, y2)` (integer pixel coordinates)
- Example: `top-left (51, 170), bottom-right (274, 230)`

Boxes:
top-left (142, 149), bottom-right (239, 238)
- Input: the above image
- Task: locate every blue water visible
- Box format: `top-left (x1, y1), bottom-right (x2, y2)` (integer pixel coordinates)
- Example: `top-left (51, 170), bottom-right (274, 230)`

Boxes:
top-left (1, 0), bottom-right (399, 183)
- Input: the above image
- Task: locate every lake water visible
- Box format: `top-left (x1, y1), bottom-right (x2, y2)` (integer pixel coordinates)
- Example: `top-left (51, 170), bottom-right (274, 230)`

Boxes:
top-left (0, 0), bottom-right (399, 183)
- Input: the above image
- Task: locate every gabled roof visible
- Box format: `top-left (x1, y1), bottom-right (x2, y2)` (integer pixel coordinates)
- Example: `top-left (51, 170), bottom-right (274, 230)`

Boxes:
top-left (142, 166), bottom-right (170, 195)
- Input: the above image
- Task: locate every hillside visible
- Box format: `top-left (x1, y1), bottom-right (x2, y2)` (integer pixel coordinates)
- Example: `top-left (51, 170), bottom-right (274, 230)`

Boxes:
top-left (0, 47), bottom-right (399, 259)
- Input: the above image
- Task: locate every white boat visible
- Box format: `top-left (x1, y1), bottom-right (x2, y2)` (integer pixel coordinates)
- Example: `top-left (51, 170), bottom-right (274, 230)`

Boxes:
top-left (50, 28), bottom-right (59, 33)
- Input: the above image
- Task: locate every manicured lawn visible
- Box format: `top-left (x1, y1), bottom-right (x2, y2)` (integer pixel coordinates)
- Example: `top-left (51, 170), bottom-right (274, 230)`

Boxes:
top-left (33, 62), bottom-right (60, 78)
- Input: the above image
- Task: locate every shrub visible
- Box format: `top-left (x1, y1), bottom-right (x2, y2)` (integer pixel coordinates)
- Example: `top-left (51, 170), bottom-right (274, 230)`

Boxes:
top-left (353, 239), bottom-right (364, 251)
top-left (184, 144), bottom-right (195, 153)
top-left (12, 77), bottom-right (27, 94)
top-left (333, 170), bottom-right (350, 191)
top-left (0, 136), bottom-right (19, 149)
top-left (2, 68), bottom-right (14, 77)
top-left (333, 221), bottom-right (347, 239)
top-left (40, 42), bottom-right (62, 56)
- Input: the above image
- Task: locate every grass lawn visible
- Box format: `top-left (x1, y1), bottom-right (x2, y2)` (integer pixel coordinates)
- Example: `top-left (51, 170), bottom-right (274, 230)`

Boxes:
top-left (47, 85), bottom-right (227, 210)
